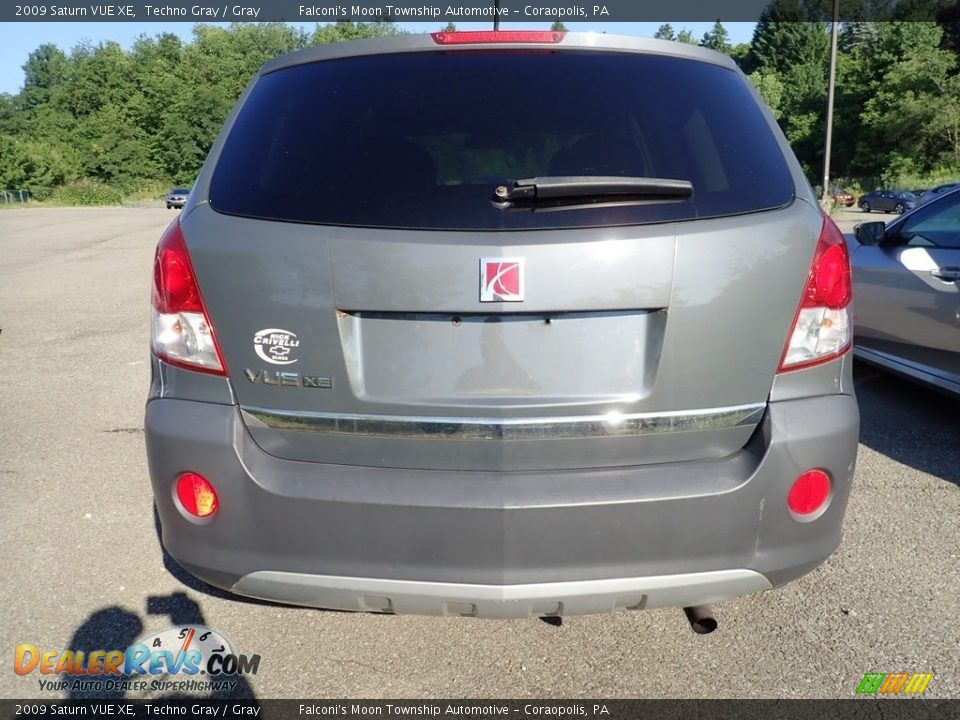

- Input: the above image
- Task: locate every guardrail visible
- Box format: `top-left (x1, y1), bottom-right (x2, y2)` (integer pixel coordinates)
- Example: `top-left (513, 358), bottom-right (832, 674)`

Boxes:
top-left (1, 189), bottom-right (31, 203)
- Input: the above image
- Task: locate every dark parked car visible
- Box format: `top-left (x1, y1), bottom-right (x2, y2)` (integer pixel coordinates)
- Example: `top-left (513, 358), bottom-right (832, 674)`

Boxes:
top-left (145, 32), bottom-right (858, 622)
top-left (858, 190), bottom-right (918, 214)
top-left (850, 185), bottom-right (960, 396)
top-left (918, 182), bottom-right (959, 205)
top-left (165, 187), bottom-right (191, 209)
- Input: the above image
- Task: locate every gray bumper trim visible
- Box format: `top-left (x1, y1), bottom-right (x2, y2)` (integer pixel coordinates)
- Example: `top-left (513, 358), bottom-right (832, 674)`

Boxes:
top-left (232, 569), bottom-right (772, 618)
top-left (240, 403), bottom-right (766, 442)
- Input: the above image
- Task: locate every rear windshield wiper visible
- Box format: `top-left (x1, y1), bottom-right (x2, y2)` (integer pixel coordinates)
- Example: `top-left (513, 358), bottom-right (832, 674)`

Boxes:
top-left (493, 176), bottom-right (694, 204)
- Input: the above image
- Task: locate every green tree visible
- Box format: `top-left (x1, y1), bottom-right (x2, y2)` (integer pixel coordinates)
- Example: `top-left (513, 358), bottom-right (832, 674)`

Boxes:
top-left (653, 24), bottom-right (675, 41)
top-left (748, 70), bottom-right (785, 119)
top-left (937, 4), bottom-right (960, 53)
top-left (700, 20), bottom-right (731, 53)
top-left (310, 21), bottom-right (402, 45)
top-left (840, 22), bottom-right (878, 53)
top-left (551, 21), bottom-right (568, 32)
top-left (778, 61), bottom-right (829, 174)
top-left (1, 22), bottom-right (406, 198)
top-left (745, 6), bottom-right (831, 179)
top-left (20, 44), bottom-right (69, 110)
top-left (749, 0), bottom-right (829, 74)
top-left (729, 42), bottom-right (752, 69)
top-left (854, 22), bottom-right (960, 178)
top-left (0, 137), bottom-right (79, 197)
top-left (0, 93), bottom-right (23, 136)
top-left (8, 18), bottom-right (957, 201)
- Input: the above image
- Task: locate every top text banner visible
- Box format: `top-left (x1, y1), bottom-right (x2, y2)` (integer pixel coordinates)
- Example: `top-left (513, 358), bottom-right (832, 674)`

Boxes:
top-left (2, 1), bottom-right (952, 23)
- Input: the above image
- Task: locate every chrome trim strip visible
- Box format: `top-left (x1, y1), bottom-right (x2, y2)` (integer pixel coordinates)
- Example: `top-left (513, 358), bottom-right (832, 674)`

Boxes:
top-left (240, 403), bottom-right (766, 441)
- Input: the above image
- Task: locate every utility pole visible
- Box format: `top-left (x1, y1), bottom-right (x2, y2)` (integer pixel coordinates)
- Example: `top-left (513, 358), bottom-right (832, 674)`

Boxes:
top-left (494, 0), bottom-right (500, 30)
top-left (821, 0), bottom-right (840, 206)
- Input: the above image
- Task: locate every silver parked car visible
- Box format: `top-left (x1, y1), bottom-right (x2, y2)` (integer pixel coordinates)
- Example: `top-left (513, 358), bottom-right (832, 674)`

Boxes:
top-left (851, 186), bottom-right (960, 396)
top-left (145, 32), bottom-right (859, 625)
top-left (165, 187), bottom-right (191, 209)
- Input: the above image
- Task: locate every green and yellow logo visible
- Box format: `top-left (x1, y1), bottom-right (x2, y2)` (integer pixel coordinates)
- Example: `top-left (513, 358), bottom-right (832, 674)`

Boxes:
top-left (856, 672), bottom-right (933, 695)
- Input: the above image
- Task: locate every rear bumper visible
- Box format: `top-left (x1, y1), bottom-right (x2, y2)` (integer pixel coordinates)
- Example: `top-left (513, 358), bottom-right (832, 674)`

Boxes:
top-left (232, 569), bottom-right (770, 618)
top-left (145, 394), bottom-right (859, 618)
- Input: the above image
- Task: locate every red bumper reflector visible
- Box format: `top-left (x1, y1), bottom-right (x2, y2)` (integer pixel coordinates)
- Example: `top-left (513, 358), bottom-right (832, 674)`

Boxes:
top-left (176, 472), bottom-right (219, 518)
top-left (431, 31), bottom-right (566, 45)
top-left (787, 469), bottom-right (831, 517)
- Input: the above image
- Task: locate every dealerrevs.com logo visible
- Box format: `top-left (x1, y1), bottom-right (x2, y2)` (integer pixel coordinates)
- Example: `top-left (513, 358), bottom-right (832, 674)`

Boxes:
top-left (14, 625), bottom-right (260, 694)
top-left (856, 672), bottom-right (933, 695)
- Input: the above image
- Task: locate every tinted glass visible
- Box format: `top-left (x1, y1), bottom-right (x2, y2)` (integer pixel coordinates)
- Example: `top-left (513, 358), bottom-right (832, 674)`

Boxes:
top-left (901, 190), bottom-right (960, 248)
top-left (210, 51), bottom-right (795, 230)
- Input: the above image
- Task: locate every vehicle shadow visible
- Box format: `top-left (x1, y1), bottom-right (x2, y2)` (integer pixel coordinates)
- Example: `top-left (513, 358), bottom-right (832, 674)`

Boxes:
top-left (61, 593), bottom-right (257, 700)
top-left (152, 504), bottom-right (355, 616)
top-left (152, 504), bottom-right (280, 608)
top-left (853, 361), bottom-right (960, 487)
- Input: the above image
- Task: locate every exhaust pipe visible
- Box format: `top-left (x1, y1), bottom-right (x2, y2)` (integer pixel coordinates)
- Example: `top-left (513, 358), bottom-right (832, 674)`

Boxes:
top-left (683, 605), bottom-right (717, 634)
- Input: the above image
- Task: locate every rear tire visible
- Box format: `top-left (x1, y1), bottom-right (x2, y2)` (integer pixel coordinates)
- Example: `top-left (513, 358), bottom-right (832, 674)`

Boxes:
top-left (860, 202), bottom-right (871, 213)
top-left (894, 203), bottom-right (905, 214)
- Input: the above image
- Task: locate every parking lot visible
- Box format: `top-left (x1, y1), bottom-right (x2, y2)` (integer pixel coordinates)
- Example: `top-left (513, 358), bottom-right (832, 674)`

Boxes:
top-left (1, 206), bottom-right (957, 699)
top-left (832, 205), bottom-right (898, 230)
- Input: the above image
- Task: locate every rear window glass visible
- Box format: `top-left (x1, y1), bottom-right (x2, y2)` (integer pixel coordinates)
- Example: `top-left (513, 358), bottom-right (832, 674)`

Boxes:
top-left (209, 50), bottom-right (795, 231)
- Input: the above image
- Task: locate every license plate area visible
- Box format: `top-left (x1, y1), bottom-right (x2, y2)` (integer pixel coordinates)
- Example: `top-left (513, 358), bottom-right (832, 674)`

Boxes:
top-left (337, 309), bottom-right (666, 406)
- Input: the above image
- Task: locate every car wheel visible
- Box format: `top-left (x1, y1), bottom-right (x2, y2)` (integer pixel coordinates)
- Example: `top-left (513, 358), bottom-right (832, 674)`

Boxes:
top-left (166, 204), bottom-right (172, 209)
top-left (894, 203), bottom-right (905, 214)
top-left (861, 202), bottom-right (870, 212)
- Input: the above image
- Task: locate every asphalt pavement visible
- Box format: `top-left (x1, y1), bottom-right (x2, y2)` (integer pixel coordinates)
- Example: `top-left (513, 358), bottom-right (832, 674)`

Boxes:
top-left (832, 205), bottom-right (897, 232)
top-left (0, 206), bottom-right (957, 700)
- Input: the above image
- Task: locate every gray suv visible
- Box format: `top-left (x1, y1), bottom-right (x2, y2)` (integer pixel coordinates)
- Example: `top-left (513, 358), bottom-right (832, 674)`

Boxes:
top-left (146, 32), bottom-right (859, 623)
top-left (165, 187), bottom-right (191, 209)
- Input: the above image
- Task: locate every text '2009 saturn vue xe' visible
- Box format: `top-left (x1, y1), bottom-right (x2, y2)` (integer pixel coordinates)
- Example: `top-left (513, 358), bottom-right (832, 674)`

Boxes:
top-left (145, 31), bottom-right (859, 629)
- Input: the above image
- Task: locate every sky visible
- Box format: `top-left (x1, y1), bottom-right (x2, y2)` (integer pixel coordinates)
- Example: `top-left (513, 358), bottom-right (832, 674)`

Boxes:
top-left (0, 21), bottom-right (756, 95)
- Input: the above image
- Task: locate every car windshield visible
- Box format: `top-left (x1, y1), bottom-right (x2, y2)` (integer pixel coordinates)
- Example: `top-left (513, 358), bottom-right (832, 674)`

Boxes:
top-left (209, 50), bottom-right (794, 231)
top-left (171, 188), bottom-right (190, 194)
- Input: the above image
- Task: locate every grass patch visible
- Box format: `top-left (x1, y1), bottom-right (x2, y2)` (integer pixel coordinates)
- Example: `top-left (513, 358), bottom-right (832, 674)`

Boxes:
top-left (52, 181), bottom-right (125, 206)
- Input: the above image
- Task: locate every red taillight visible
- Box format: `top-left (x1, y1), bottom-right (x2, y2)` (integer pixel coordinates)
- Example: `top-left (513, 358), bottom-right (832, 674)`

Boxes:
top-left (787, 469), bottom-right (832, 518)
top-left (802, 217), bottom-right (852, 310)
top-left (430, 30), bottom-right (566, 45)
top-left (153, 223), bottom-right (202, 314)
top-left (151, 220), bottom-right (227, 376)
top-left (778, 215), bottom-right (853, 372)
top-left (176, 472), bottom-right (219, 518)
